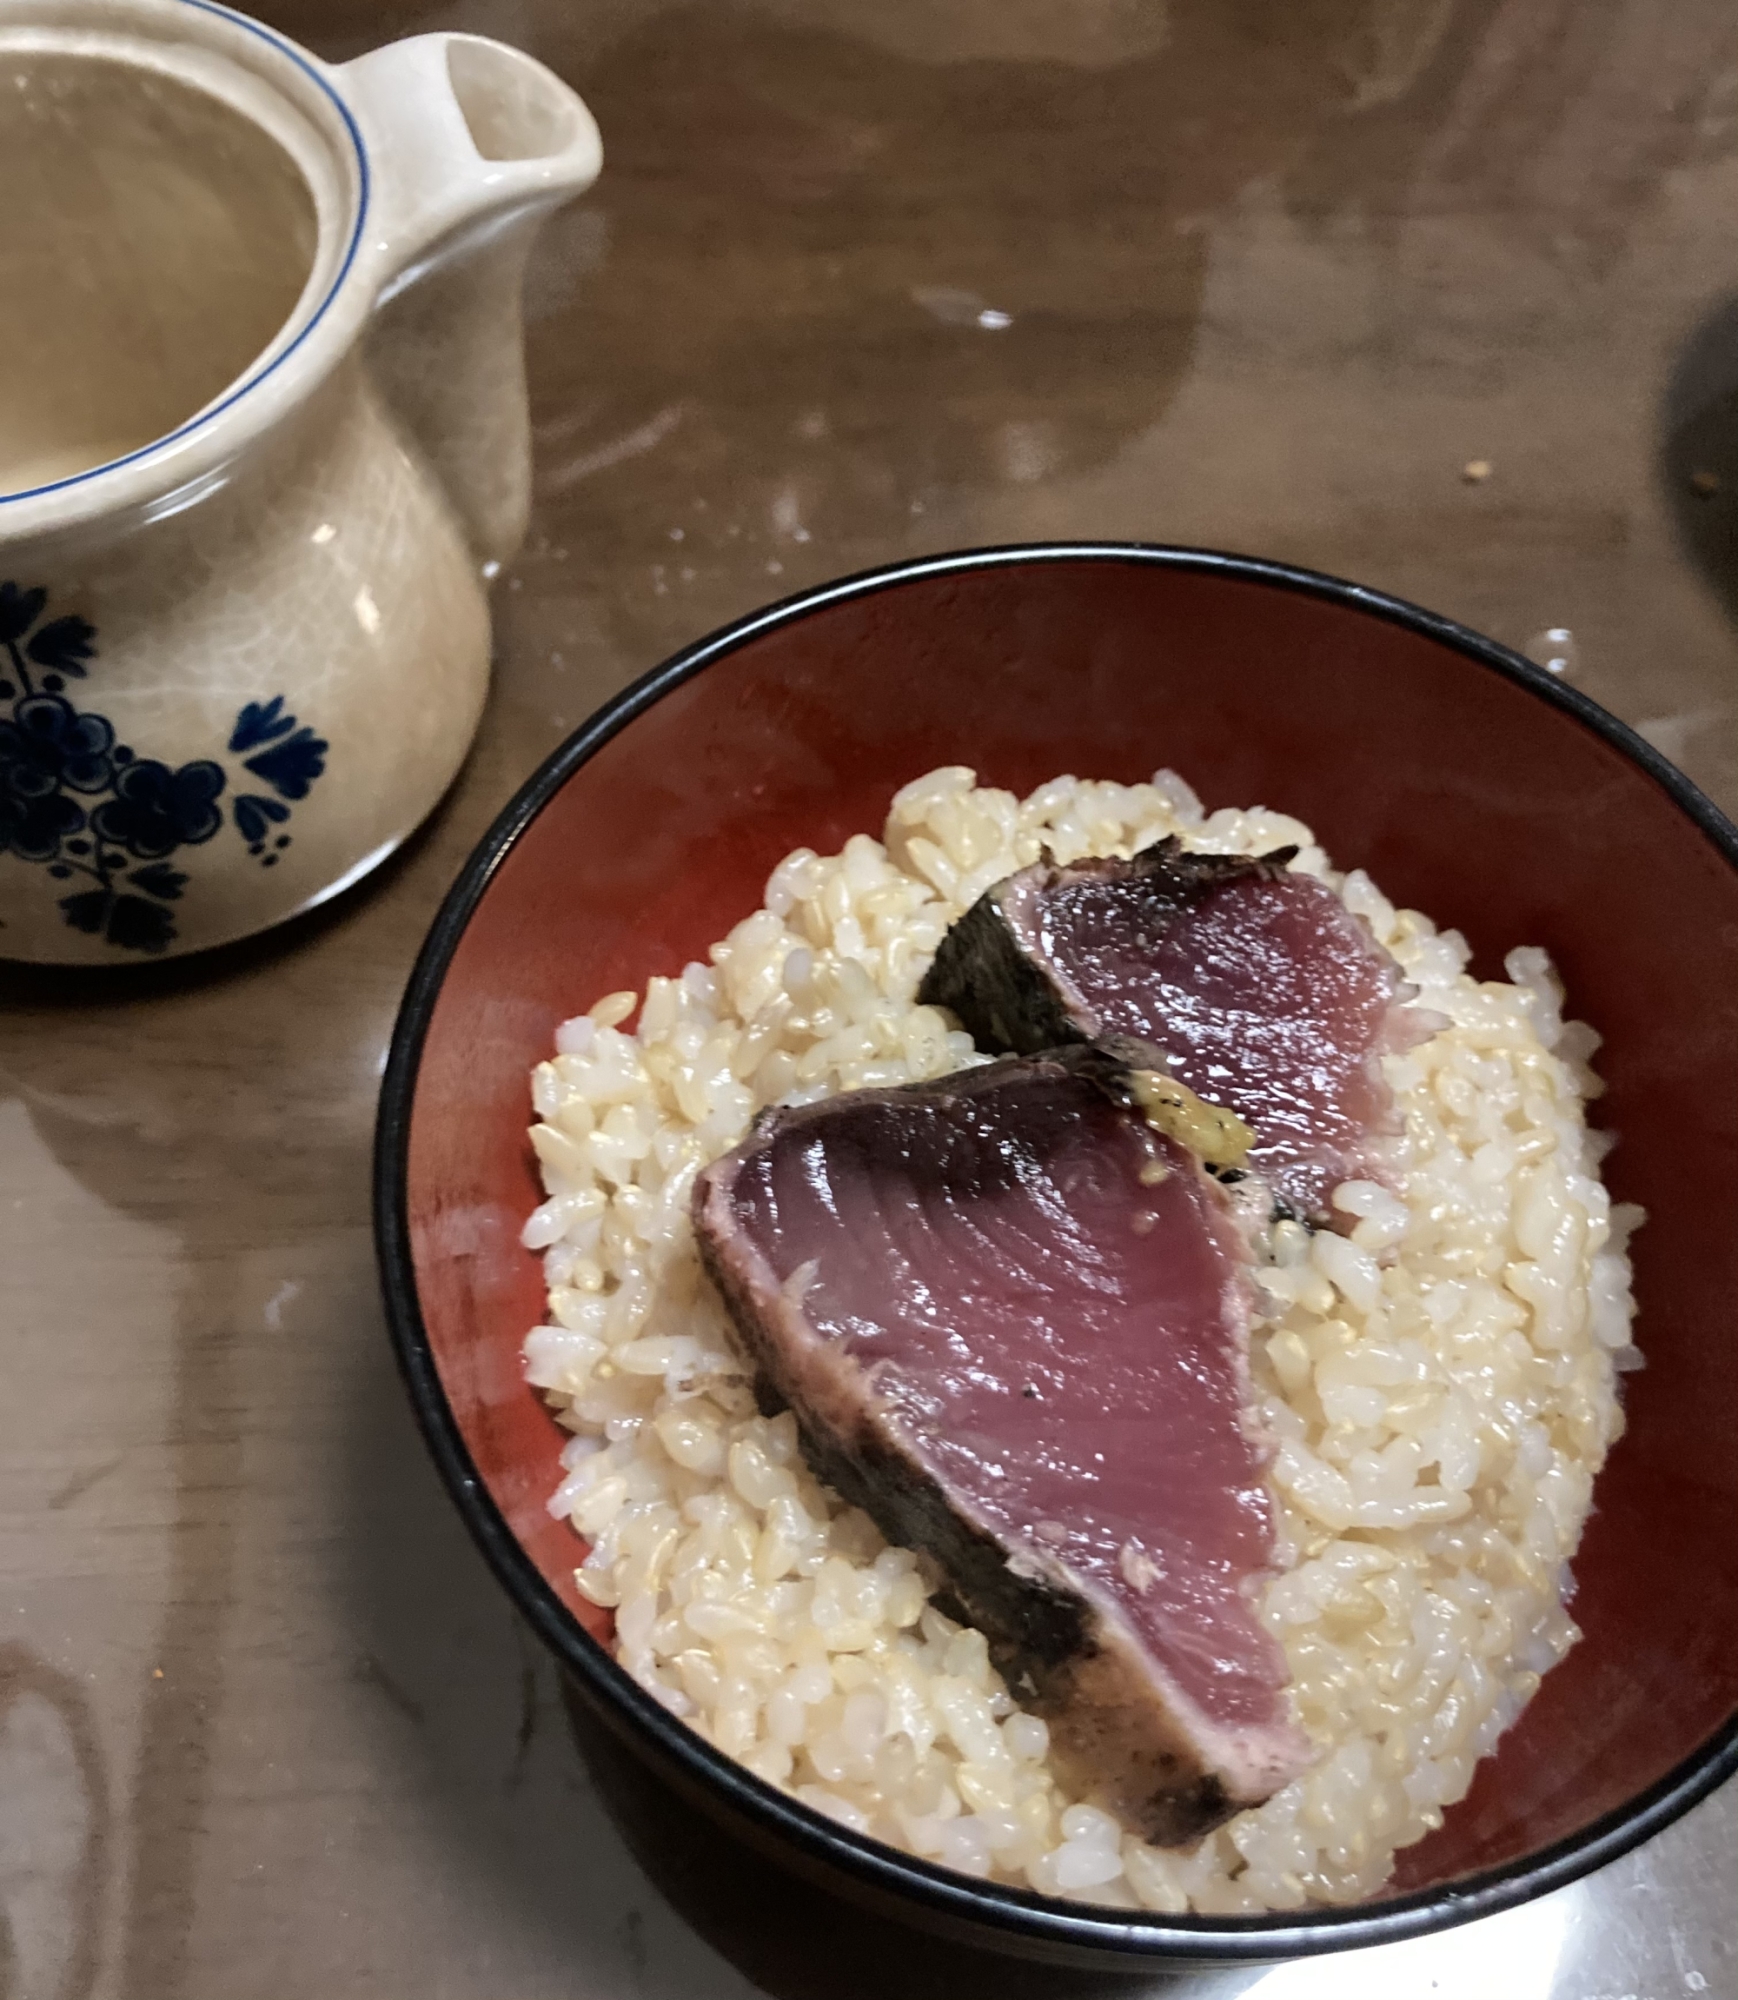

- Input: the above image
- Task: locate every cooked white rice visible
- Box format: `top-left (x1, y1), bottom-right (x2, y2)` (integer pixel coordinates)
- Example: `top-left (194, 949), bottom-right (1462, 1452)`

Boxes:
top-left (519, 767), bottom-right (1642, 1913)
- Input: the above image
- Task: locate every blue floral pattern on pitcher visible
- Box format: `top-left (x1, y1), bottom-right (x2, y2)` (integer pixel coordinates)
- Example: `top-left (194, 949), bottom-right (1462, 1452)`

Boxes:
top-left (0, 581), bottom-right (329, 953)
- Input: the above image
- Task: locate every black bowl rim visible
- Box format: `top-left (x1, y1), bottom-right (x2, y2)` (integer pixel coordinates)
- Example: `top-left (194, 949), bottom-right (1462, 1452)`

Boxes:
top-left (374, 540), bottom-right (1738, 1964)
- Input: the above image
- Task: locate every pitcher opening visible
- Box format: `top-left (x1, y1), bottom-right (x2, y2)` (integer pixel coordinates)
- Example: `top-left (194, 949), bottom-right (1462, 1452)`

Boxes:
top-left (0, 51), bottom-right (317, 496)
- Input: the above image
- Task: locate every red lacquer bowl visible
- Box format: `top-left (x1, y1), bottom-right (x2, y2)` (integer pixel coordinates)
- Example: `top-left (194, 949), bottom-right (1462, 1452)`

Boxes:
top-left (375, 545), bottom-right (1738, 1967)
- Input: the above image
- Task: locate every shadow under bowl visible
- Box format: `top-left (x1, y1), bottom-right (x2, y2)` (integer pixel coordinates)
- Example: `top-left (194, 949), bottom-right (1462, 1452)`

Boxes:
top-left (375, 544), bottom-right (1738, 1969)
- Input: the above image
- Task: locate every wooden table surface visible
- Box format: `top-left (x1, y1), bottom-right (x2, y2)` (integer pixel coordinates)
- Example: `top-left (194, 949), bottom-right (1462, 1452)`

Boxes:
top-left (3, 1), bottom-right (1735, 1994)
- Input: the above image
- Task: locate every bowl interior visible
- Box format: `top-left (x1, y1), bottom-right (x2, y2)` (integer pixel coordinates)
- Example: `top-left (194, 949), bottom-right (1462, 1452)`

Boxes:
top-left (401, 553), bottom-right (1738, 1905)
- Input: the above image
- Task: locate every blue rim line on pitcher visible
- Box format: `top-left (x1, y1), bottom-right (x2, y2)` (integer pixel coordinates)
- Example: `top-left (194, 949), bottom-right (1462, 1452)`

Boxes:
top-left (0, 0), bottom-right (370, 510)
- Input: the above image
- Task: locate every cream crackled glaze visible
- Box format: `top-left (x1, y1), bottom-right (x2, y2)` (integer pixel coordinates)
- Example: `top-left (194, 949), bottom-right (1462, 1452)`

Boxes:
top-left (0, 0), bottom-right (601, 961)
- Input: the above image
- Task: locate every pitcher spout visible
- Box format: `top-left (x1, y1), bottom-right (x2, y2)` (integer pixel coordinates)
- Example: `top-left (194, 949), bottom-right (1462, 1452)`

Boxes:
top-left (337, 35), bottom-right (602, 569)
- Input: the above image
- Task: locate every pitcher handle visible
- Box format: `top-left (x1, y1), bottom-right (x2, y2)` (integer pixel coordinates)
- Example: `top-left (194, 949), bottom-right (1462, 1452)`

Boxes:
top-left (335, 33), bottom-right (602, 293)
top-left (330, 35), bottom-right (601, 570)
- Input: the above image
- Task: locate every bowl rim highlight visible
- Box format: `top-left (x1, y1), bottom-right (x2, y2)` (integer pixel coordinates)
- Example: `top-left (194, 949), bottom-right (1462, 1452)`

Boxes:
top-left (374, 541), bottom-right (1738, 1965)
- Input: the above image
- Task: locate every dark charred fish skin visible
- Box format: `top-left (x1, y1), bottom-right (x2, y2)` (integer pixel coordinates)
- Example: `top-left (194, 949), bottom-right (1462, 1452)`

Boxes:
top-left (914, 887), bottom-right (1083, 1053)
top-left (692, 1043), bottom-right (1309, 1847)
top-left (916, 840), bottom-right (1298, 1055)
top-left (781, 1404), bottom-right (1241, 1845)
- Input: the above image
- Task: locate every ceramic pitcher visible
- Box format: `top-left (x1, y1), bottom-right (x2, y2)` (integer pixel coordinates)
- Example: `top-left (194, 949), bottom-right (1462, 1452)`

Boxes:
top-left (0, 0), bottom-right (601, 962)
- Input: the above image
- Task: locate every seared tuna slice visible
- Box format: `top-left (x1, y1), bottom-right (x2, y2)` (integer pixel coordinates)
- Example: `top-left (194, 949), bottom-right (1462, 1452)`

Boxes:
top-left (918, 839), bottom-right (1426, 1219)
top-left (692, 1045), bottom-right (1309, 1845)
